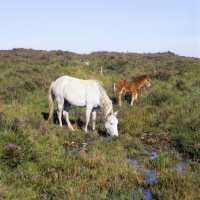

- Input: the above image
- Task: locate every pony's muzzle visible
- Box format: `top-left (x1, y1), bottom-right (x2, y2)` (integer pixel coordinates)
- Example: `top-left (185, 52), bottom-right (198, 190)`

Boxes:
top-left (106, 130), bottom-right (118, 137)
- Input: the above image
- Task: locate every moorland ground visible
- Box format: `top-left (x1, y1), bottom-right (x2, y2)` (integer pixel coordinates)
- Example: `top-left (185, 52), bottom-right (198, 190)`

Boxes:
top-left (0, 49), bottom-right (200, 199)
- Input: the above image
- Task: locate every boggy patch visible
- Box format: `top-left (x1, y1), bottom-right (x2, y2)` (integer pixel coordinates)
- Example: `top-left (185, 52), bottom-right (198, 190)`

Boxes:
top-left (129, 144), bottom-right (188, 200)
top-left (140, 132), bottom-right (171, 149)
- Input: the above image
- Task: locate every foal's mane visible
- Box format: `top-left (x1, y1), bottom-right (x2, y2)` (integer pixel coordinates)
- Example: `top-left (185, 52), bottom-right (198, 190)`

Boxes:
top-left (132, 74), bottom-right (148, 82)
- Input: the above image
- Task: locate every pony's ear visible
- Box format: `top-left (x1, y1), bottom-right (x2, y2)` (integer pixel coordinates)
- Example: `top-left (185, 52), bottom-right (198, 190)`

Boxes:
top-left (114, 111), bottom-right (118, 116)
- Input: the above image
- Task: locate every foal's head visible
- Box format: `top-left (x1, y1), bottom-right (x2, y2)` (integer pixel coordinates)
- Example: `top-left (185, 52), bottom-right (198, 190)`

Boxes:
top-left (144, 75), bottom-right (151, 87)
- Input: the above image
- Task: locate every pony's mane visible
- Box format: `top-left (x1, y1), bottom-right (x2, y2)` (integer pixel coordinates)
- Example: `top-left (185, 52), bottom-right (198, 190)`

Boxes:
top-left (98, 82), bottom-right (113, 116)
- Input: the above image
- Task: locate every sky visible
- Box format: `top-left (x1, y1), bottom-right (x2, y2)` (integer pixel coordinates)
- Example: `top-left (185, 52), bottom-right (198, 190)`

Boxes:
top-left (1, 0), bottom-right (200, 58)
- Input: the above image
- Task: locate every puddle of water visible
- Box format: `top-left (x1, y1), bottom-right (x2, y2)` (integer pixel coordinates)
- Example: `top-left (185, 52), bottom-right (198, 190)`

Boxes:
top-left (142, 188), bottom-right (154, 200)
top-left (144, 168), bottom-right (157, 184)
top-left (128, 156), bottom-right (156, 199)
top-left (132, 187), bottom-right (154, 200)
top-left (150, 151), bottom-right (158, 160)
top-left (65, 142), bottom-right (87, 154)
top-left (127, 158), bottom-right (143, 168)
top-left (69, 146), bottom-right (82, 151)
top-left (106, 196), bottom-right (112, 200)
top-left (128, 149), bottom-right (158, 185)
top-left (172, 153), bottom-right (186, 175)
top-left (128, 147), bottom-right (189, 199)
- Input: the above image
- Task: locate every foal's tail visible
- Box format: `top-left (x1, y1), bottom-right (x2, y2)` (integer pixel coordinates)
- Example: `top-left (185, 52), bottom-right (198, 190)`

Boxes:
top-left (48, 82), bottom-right (55, 123)
top-left (113, 82), bottom-right (117, 93)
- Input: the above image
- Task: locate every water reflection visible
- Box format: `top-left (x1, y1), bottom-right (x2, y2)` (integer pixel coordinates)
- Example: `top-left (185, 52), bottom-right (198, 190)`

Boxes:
top-left (129, 146), bottom-right (187, 200)
top-left (144, 168), bottom-right (157, 184)
top-left (128, 155), bottom-right (156, 199)
top-left (150, 151), bottom-right (158, 160)
top-left (173, 154), bottom-right (186, 174)
top-left (142, 188), bottom-right (154, 200)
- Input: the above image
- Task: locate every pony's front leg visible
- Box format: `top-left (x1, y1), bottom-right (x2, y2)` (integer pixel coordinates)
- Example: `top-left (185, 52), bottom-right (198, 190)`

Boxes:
top-left (85, 105), bottom-right (93, 132)
top-left (92, 107), bottom-right (98, 131)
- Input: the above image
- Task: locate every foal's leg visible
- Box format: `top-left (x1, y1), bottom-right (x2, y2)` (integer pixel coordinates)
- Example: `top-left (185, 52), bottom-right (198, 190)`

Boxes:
top-left (92, 107), bottom-right (98, 131)
top-left (131, 90), bottom-right (138, 106)
top-left (118, 89), bottom-right (123, 106)
top-left (63, 100), bottom-right (74, 131)
top-left (131, 92), bottom-right (136, 106)
top-left (84, 104), bottom-right (93, 132)
top-left (135, 92), bottom-right (138, 100)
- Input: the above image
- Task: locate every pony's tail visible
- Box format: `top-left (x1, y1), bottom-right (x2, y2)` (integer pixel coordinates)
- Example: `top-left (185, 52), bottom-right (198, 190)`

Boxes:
top-left (113, 82), bottom-right (117, 93)
top-left (48, 82), bottom-right (54, 123)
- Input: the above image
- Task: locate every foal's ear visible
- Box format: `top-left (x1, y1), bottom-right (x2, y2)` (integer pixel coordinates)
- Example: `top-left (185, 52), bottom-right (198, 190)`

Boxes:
top-left (114, 111), bottom-right (118, 116)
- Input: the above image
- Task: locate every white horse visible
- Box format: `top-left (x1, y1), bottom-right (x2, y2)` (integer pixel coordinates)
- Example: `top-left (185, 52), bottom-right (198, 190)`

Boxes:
top-left (48, 76), bottom-right (118, 136)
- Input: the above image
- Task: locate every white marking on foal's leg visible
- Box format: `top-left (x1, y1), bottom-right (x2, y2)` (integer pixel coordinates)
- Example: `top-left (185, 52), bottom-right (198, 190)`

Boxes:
top-left (131, 100), bottom-right (134, 106)
top-left (118, 90), bottom-right (123, 106)
top-left (131, 93), bottom-right (135, 106)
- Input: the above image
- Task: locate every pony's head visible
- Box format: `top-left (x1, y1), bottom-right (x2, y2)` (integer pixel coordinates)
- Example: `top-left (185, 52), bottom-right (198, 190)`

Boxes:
top-left (105, 111), bottom-right (118, 137)
top-left (144, 75), bottom-right (151, 87)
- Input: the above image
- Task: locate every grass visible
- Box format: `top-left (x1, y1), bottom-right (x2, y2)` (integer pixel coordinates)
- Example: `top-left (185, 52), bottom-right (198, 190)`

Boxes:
top-left (0, 49), bottom-right (200, 199)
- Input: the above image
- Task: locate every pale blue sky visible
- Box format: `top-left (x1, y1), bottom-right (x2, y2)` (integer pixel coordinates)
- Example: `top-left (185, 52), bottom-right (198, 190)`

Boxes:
top-left (1, 0), bottom-right (200, 57)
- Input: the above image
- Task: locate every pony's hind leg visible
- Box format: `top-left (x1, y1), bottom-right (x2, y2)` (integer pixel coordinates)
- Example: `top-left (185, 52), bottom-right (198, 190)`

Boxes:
top-left (63, 100), bottom-right (74, 131)
top-left (57, 98), bottom-right (64, 127)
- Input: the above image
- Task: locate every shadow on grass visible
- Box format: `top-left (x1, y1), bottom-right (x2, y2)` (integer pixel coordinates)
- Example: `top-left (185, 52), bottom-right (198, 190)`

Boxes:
top-left (111, 97), bottom-right (118, 105)
top-left (41, 111), bottom-right (107, 137)
top-left (112, 93), bottom-right (133, 105)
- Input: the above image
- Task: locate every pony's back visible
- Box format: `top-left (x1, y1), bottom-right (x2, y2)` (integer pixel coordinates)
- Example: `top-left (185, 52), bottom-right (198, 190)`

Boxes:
top-left (50, 76), bottom-right (102, 107)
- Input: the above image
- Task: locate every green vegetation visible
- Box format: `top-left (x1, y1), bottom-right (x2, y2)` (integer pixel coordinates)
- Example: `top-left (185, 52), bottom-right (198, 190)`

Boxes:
top-left (0, 49), bottom-right (200, 199)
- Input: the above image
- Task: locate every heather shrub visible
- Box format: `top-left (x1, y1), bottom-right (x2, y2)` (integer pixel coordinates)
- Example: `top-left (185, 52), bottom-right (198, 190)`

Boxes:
top-left (1, 143), bottom-right (24, 168)
top-left (0, 112), bottom-right (6, 129)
